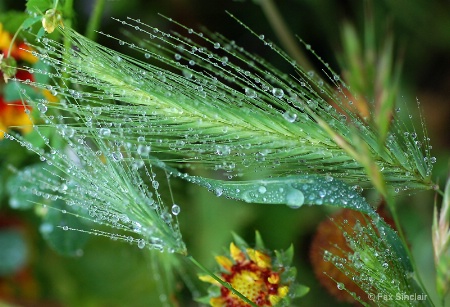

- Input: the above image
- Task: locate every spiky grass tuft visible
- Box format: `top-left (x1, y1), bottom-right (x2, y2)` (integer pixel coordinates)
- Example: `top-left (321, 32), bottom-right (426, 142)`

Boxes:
top-left (16, 15), bottom-right (435, 193)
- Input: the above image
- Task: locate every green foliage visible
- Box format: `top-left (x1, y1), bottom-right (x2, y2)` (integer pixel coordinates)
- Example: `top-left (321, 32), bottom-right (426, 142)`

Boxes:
top-left (25, 0), bottom-right (54, 14)
top-left (1, 0), bottom-right (448, 306)
top-left (40, 199), bottom-right (90, 256)
top-left (0, 229), bottom-right (27, 276)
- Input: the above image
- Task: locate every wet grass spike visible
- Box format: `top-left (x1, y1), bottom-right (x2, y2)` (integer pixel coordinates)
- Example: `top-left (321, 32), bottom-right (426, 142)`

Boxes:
top-left (19, 15), bottom-right (435, 192)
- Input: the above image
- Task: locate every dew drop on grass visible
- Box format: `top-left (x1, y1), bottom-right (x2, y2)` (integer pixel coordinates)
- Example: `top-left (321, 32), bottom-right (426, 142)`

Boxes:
top-left (37, 103), bottom-right (48, 113)
top-left (152, 180), bottom-right (159, 189)
top-left (137, 144), bottom-right (151, 156)
top-left (286, 188), bottom-right (304, 209)
top-left (138, 239), bottom-right (146, 249)
top-left (245, 87), bottom-right (257, 98)
top-left (92, 107), bottom-right (102, 116)
top-left (337, 282), bottom-right (345, 290)
top-left (171, 204), bottom-right (180, 215)
top-left (111, 151), bottom-right (123, 162)
top-left (99, 128), bottom-right (111, 137)
top-left (258, 186), bottom-right (267, 194)
top-left (272, 87), bottom-right (284, 98)
top-left (214, 187), bottom-right (223, 197)
top-left (282, 111), bottom-right (297, 123)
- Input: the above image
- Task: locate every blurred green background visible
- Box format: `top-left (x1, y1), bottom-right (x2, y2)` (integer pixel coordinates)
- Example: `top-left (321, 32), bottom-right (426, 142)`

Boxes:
top-left (0, 0), bottom-right (449, 306)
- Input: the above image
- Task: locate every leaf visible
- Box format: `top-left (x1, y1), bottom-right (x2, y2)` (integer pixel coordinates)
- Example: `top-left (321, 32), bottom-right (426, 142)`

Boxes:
top-left (289, 283), bottom-right (310, 298)
top-left (3, 82), bottom-right (38, 102)
top-left (40, 199), bottom-right (90, 256)
top-left (195, 296), bottom-right (213, 304)
top-left (185, 174), bottom-right (375, 215)
top-left (0, 11), bottom-right (28, 32)
top-left (6, 163), bottom-right (46, 210)
top-left (33, 59), bottom-right (52, 84)
top-left (254, 230), bottom-right (265, 250)
top-left (37, 27), bottom-right (46, 39)
top-left (25, 0), bottom-right (53, 14)
top-left (231, 232), bottom-right (249, 250)
top-left (22, 16), bottom-right (42, 29)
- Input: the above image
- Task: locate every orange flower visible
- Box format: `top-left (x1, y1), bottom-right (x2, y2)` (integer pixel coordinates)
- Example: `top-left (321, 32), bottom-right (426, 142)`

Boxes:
top-left (0, 97), bottom-right (33, 139)
top-left (0, 23), bottom-right (57, 139)
top-left (199, 239), bottom-right (301, 307)
top-left (0, 23), bottom-right (38, 64)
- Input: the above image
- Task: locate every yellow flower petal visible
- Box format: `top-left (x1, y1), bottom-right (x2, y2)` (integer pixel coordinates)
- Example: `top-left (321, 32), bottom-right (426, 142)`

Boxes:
top-left (210, 297), bottom-right (226, 307)
top-left (230, 242), bottom-right (245, 262)
top-left (0, 24), bottom-right (12, 50)
top-left (247, 248), bottom-right (271, 269)
top-left (215, 255), bottom-right (233, 272)
top-left (269, 294), bottom-right (282, 305)
top-left (268, 273), bottom-right (280, 284)
top-left (278, 285), bottom-right (289, 298)
top-left (0, 122), bottom-right (7, 139)
top-left (42, 89), bottom-right (59, 102)
top-left (198, 274), bottom-right (221, 286)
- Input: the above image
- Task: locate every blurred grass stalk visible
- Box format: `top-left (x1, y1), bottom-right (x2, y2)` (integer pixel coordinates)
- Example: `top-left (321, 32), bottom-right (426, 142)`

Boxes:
top-left (433, 177), bottom-right (450, 304)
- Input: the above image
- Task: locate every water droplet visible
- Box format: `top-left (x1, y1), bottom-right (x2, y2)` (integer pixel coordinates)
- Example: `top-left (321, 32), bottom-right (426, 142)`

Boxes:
top-left (272, 88), bottom-right (284, 99)
top-left (37, 103), bottom-right (48, 113)
top-left (337, 282), bottom-right (345, 290)
top-left (137, 144), bottom-right (151, 156)
top-left (430, 157), bottom-right (436, 163)
top-left (92, 107), bottom-right (102, 116)
top-left (62, 226), bottom-right (69, 231)
top-left (111, 151), bottom-right (123, 162)
top-left (171, 204), bottom-right (180, 215)
top-left (282, 111), bottom-right (297, 123)
top-left (182, 70), bottom-right (193, 79)
top-left (99, 128), bottom-right (111, 137)
top-left (213, 42), bottom-right (220, 49)
top-left (138, 240), bottom-right (146, 249)
top-left (152, 180), bottom-right (159, 189)
top-left (286, 188), bottom-right (304, 209)
top-left (258, 186), bottom-right (267, 194)
top-left (323, 250), bottom-right (332, 262)
top-left (214, 187), bottom-right (223, 197)
top-left (245, 88), bottom-right (257, 99)
top-left (144, 53), bottom-right (151, 59)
